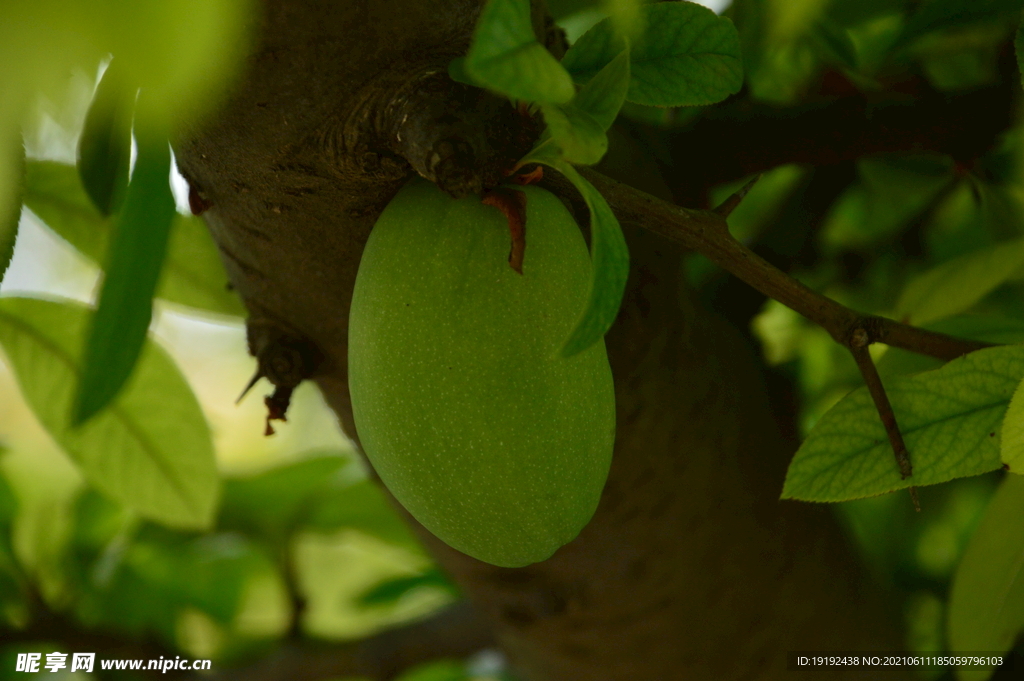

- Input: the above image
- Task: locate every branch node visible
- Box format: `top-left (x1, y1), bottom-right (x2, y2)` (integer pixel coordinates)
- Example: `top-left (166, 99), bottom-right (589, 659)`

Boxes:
top-left (850, 327), bottom-right (870, 349)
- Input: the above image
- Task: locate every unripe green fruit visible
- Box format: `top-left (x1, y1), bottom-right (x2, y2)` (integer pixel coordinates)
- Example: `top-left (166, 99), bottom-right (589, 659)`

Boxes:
top-left (348, 178), bottom-right (615, 567)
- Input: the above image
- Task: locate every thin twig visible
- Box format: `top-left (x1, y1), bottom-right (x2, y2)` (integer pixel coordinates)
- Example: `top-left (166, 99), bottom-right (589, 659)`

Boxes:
top-left (546, 168), bottom-right (997, 495)
top-left (575, 168), bottom-right (993, 361)
top-left (713, 175), bottom-right (762, 218)
top-left (848, 329), bottom-right (921, 511)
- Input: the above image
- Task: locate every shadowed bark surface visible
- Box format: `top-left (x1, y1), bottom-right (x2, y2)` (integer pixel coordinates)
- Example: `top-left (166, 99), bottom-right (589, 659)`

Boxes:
top-left (174, 1), bottom-right (923, 678)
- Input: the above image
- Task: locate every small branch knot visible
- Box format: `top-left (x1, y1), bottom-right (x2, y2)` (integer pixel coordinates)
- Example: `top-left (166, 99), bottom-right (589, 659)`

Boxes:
top-left (850, 327), bottom-right (870, 349)
top-left (240, 319), bottom-right (325, 435)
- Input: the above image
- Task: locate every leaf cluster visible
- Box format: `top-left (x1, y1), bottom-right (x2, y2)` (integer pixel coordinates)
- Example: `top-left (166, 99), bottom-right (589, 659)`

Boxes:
top-left (5, 0), bottom-right (1024, 676)
top-left (460, 0), bottom-right (742, 356)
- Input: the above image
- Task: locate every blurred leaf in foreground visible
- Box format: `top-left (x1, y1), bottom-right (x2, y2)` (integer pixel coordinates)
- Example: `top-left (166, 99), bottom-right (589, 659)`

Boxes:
top-left (0, 296), bottom-right (218, 529)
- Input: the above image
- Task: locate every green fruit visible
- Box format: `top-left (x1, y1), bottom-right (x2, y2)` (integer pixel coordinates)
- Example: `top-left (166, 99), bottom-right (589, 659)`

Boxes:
top-left (348, 178), bottom-right (615, 568)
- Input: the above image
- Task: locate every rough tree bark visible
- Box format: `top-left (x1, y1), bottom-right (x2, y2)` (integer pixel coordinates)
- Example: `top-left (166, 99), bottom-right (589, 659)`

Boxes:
top-left (174, 1), bottom-right (918, 678)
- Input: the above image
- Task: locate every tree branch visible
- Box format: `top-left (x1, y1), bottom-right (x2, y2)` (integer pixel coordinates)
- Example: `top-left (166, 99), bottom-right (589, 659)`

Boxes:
top-left (536, 167), bottom-right (997, 493)
top-left (663, 68), bottom-right (1016, 205)
top-left (571, 167), bottom-right (993, 362)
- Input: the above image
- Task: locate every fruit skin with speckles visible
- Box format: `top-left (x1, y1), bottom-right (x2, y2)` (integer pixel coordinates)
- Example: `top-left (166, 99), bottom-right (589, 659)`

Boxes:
top-left (348, 177), bottom-right (615, 568)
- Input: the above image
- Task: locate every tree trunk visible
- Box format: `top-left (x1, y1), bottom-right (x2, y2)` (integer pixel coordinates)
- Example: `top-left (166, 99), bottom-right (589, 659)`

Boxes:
top-left (174, 1), bottom-right (910, 678)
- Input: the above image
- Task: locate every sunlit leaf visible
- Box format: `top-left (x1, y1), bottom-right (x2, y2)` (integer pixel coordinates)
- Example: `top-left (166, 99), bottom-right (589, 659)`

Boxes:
top-left (573, 48), bottom-right (631, 130)
top-left (948, 474), bottom-right (1024, 680)
top-left (0, 296), bottom-right (218, 528)
top-left (75, 119), bottom-right (177, 425)
top-left (466, 0), bottom-right (575, 104)
top-left (158, 214), bottom-right (245, 317)
top-left (783, 345), bottom-right (1024, 502)
top-left (0, 139), bottom-right (24, 287)
top-left (22, 161), bottom-right (243, 317)
top-left (77, 60), bottom-right (134, 217)
top-left (895, 237), bottom-right (1024, 327)
top-left (23, 160), bottom-right (111, 261)
top-left (562, 2), bottom-right (743, 106)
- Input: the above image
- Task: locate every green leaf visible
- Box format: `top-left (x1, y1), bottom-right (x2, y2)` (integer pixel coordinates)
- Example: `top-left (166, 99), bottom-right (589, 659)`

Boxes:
top-left (356, 566), bottom-right (458, 607)
top-left (948, 474), bottom-right (1024, 680)
top-left (465, 0), bottom-right (575, 104)
top-left (822, 154), bottom-right (954, 252)
top-left (783, 345), bottom-right (1024, 502)
top-left (562, 2), bottom-right (743, 107)
top-left (1001, 377), bottom-right (1024, 472)
top-left (0, 464), bottom-right (24, 618)
top-left (219, 451), bottom-right (354, 545)
top-left (159, 214), bottom-right (245, 317)
top-left (561, 15), bottom-right (627, 83)
top-left (77, 60), bottom-right (134, 217)
top-left (75, 122), bottom-right (177, 425)
top-left (0, 465), bottom-right (17, 563)
top-left (877, 315), bottom-right (1024, 379)
top-left (895, 237), bottom-right (1024, 327)
top-left (826, 0), bottom-right (912, 28)
top-left (65, 491), bottom-right (272, 632)
top-left (573, 47), bottom-right (631, 131)
top-left (0, 296), bottom-right (218, 528)
top-left (812, 19), bottom-right (859, 68)
top-left (22, 161), bottom-right (244, 317)
top-left (894, 0), bottom-right (1024, 51)
top-left (539, 104), bottom-right (608, 165)
top-left (0, 139), bottom-right (24, 286)
top-left (126, 531), bottom-right (265, 625)
top-left (0, 468), bottom-right (14, 527)
top-left (304, 479), bottom-right (421, 550)
top-left (23, 160), bottom-right (111, 261)
top-left (522, 159), bottom-right (628, 357)
top-left (446, 57), bottom-right (479, 88)
top-left (604, 0), bottom-right (644, 38)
